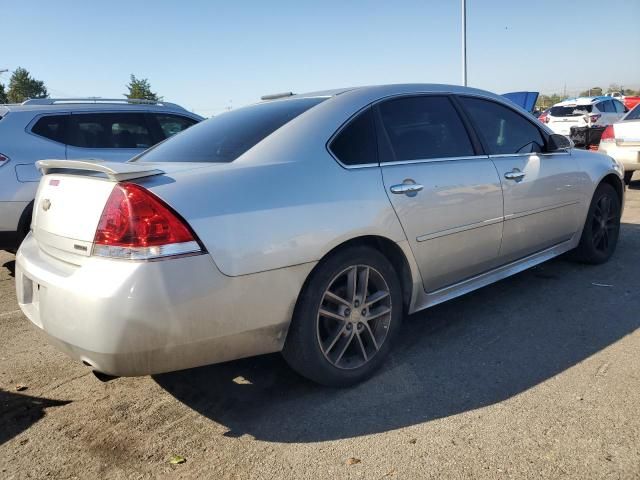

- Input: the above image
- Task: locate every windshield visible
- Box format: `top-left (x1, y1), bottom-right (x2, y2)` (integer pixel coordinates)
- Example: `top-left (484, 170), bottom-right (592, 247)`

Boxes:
top-left (135, 97), bottom-right (326, 163)
top-left (550, 105), bottom-right (592, 117)
top-left (624, 104), bottom-right (640, 121)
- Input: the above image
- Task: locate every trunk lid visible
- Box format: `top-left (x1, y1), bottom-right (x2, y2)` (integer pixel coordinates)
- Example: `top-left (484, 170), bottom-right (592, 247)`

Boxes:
top-left (614, 121), bottom-right (640, 147)
top-left (31, 160), bottom-right (166, 262)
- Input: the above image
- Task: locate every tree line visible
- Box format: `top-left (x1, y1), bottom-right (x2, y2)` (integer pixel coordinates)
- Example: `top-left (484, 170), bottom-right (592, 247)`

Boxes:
top-left (0, 68), bottom-right (160, 103)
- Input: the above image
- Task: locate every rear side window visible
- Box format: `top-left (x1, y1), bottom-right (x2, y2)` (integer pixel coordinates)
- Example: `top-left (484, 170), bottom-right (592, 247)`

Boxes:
top-left (136, 97), bottom-right (325, 163)
top-left (613, 101), bottom-right (626, 113)
top-left (378, 96), bottom-right (474, 161)
top-left (330, 108), bottom-right (377, 165)
top-left (550, 105), bottom-right (592, 116)
top-left (67, 113), bottom-right (154, 149)
top-left (599, 101), bottom-right (615, 113)
top-left (459, 96), bottom-right (545, 155)
top-left (31, 115), bottom-right (67, 143)
top-left (152, 114), bottom-right (198, 140)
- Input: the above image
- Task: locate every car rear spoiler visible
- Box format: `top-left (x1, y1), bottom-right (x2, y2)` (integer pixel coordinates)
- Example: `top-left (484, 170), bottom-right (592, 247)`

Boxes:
top-left (36, 159), bottom-right (164, 182)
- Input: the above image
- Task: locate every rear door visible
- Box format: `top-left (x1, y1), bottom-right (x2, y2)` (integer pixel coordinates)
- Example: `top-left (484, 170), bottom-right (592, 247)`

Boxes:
top-left (65, 111), bottom-right (156, 162)
top-left (377, 95), bottom-right (504, 292)
top-left (458, 95), bottom-right (582, 263)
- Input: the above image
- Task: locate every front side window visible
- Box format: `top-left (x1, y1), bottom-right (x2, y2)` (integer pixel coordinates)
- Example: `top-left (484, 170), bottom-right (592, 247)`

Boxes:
top-left (330, 108), bottom-right (377, 165)
top-left (459, 96), bottom-right (545, 155)
top-left (152, 114), bottom-right (198, 139)
top-left (31, 114), bottom-right (67, 143)
top-left (378, 96), bottom-right (474, 162)
top-left (136, 97), bottom-right (325, 163)
top-left (67, 113), bottom-right (153, 149)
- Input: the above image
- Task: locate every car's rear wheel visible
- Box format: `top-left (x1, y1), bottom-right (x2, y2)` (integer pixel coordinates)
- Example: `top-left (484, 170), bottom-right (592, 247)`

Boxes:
top-left (282, 246), bottom-right (402, 387)
top-left (572, 183), bottom-right (621, 264)
top-left (624, 170), bottom-right (634, 185)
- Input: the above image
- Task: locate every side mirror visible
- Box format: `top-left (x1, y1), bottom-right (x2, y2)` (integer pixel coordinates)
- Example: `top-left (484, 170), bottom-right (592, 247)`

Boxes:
top-left (547, 133), bottom-right (573, 152)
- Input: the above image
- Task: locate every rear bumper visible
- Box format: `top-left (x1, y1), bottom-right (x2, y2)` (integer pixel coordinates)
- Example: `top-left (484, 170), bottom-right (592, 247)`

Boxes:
top-left (598, 143), bottom-right (640, 171)
top-left (15, 234), bottom-right (315, 376)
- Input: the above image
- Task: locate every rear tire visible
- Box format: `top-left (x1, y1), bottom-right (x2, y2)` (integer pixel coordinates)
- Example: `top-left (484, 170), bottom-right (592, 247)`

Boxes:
top-left (624, 170), bottom-right (634, 185)
top-left (16, 201), bottom-right (34, 249)
top-left (282, 246), bottom-right (403, 387)
top-left (572, 183), bottom-right (621, 264)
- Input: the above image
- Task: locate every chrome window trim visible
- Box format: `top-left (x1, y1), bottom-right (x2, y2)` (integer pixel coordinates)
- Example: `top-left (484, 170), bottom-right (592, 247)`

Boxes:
top-left (326, 90), bottom-right (565, 170)
top-left (488, 152), bottom-right (571, 159)
top-left (381, 154), bottom-right (490, 167)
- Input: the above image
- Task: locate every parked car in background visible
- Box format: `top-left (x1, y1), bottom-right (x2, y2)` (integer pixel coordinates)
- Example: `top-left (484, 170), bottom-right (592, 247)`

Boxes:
top-left (599, 104), bottom-right (640, 184)
top-left (0, 98), bottom-right (202, 251)
top-left (538, 108), bottom-right (551, 124)
top-left (15, 84), bottom-right (624, 387)
top-left (547, 97), bottom-right (626, 136)
top-left (606, 91), bottom-right (640, 111)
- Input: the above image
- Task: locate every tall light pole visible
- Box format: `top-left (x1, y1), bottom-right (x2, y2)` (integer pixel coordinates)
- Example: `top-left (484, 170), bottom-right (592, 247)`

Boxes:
top-left (461, 0), bottom-right (467, 86)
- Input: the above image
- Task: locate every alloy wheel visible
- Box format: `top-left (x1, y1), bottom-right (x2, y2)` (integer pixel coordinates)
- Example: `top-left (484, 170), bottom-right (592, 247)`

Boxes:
top-left (591, 193), bottom-right (618, 253)
top-left (316, 265), bottom-right (392, 370)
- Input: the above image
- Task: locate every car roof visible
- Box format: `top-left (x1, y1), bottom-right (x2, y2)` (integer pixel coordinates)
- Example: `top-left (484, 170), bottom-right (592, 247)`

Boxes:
top-left (264, 83), bottom-right (510, 105)
top-left (555, 96), bottom-right (611, 106)
top-left (1, 98), bottom-right (202, 118)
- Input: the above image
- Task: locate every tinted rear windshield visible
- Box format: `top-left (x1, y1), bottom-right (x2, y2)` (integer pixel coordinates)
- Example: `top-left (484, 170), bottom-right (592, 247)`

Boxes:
top-left (135, 97), bottom-right (325, 163)
top-left (625, 105), bottom-right (640, 121)
top-left (550, 105), bottom-right (592, 117)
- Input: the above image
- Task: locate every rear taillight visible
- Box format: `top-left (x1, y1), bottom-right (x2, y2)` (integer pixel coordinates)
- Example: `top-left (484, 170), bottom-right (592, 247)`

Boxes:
top-left (93, 183), bottom-right (202, 260)
top-left (0, 153), bottom-right (9, 168)
top-left (600, 125), bottom-right (615, 143)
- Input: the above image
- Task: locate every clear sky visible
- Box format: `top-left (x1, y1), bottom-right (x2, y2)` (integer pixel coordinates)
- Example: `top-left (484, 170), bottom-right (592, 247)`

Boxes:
top-left (1, 0), bottom-right (638, 116)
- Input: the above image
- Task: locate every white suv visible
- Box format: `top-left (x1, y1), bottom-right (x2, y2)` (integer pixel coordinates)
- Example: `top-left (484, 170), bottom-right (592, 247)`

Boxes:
top-left (545, 96), bottom-right (627, 136)
top-left (0, 98), bottom-right (202, 251)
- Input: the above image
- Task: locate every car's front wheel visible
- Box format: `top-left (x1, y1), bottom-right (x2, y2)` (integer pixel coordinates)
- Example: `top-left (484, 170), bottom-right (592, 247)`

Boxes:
top-left (282, 246), bottom-right (402, 387)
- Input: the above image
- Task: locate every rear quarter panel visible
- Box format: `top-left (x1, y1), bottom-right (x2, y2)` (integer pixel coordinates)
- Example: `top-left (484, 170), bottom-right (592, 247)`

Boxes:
top-left (140, 155), bottom-right (405, 277)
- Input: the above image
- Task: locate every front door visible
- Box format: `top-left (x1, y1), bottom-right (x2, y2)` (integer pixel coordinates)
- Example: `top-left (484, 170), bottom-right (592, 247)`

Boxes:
top-left (377, 95), bottom-right (504, 292)
top-left (458, 96), bottom-right (582, 263)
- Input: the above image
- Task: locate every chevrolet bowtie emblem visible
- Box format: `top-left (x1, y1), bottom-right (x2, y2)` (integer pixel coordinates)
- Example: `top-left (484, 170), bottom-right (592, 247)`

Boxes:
top-left (42, 199), bottom-right (52, 211)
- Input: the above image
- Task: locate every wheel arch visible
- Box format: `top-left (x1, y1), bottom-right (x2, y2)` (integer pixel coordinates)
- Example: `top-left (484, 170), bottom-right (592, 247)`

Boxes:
top-left (599, 173), bottom-right (624, 208)
top-left (297, 235), bottom-right (415, 317)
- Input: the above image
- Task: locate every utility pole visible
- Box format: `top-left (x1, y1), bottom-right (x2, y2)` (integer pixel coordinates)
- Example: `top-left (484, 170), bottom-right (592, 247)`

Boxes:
top-left (461, 0), bottom-right (467, 86)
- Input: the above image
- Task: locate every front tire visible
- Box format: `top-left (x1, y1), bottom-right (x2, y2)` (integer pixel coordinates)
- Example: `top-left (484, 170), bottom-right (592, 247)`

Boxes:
top-left (282, 246), bottom-right (403, 387)
top-left (572, 183), bottom-right (621, 264)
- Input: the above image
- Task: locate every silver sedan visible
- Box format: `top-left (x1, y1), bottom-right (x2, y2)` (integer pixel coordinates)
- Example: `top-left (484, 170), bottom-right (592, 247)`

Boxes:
top-left (15, 84), bottom-right (625, 386)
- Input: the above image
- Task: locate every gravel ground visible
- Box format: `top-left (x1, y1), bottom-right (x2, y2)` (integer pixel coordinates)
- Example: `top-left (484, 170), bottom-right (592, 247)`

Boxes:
top-left (1, 185), bottom-right (639, 480)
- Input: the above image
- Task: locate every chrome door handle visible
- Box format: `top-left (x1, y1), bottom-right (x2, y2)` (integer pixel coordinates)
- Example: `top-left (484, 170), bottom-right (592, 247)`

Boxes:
top-left (390, 183), bottom-right (424, 195)
top-left (504, 169), bottom-right (526, 181)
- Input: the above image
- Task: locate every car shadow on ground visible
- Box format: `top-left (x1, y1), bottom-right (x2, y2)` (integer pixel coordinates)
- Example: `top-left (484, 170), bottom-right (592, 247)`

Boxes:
top-left (0, 390), bottom-right (71, 445)
top-left (2, 259), bottom-right (15, 278)
top-left (155, 223), bottom-right (639, 442)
